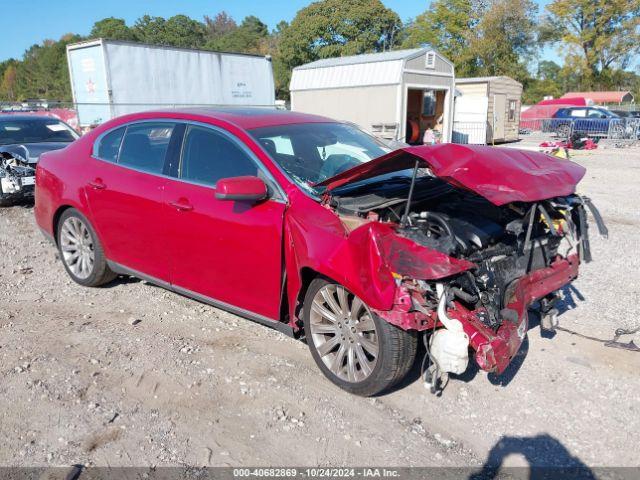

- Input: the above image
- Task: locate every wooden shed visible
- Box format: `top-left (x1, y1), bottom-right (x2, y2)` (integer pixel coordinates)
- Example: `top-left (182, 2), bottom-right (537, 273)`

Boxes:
top-left (290, 48), bottom-right (455, 144)
top-left (454, 76), bottom-right (523, 143)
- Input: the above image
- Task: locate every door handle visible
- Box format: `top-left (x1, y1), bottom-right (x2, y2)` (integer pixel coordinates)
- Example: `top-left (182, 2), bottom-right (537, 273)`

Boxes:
top-left (169, 200), bottom-right (194, 212)
top-left (88, 179), bottom-right (106, 190)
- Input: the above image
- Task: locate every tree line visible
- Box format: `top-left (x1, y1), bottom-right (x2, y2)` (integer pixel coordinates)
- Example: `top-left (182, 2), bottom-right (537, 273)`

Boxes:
top-left (1, 0), bottom-right (639, 105)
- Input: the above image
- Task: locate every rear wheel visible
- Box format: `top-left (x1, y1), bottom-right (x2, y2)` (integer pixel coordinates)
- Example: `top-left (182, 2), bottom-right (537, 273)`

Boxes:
top-left (56, 208), bottom-right (116, 287)
top-left (303, 278), bottom-right (417, 396)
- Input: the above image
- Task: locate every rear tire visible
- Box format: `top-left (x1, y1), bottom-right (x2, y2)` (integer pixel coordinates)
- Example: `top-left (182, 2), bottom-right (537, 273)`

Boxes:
top-left (303, 278), bottom-right (417, 396)
top-left (56, 208), bottom-right (116, 287)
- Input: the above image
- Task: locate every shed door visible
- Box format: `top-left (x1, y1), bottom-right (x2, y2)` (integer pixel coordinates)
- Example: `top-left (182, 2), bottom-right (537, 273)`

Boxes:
top-left (493, 94), bottom-right (507, 141)
top-left (453, 95), bottom-right (488, 144)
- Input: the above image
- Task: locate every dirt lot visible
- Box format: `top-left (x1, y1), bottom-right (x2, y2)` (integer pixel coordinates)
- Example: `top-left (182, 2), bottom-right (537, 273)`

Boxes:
top-left (1, 145), bottom-right (639, 470)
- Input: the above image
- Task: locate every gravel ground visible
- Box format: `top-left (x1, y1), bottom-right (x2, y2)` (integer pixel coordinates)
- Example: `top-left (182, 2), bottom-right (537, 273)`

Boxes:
top-left (1, 145), bottom-right (639, 470)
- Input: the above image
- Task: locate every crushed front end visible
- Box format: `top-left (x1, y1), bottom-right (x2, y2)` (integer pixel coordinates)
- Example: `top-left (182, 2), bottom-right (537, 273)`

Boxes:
top-left (325, 159), bottom-right (607, 385)
top-left (0, 149), bottom-right (36, 203)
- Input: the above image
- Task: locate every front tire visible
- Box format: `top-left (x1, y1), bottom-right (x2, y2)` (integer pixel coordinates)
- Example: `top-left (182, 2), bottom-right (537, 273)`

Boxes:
top-left (303, 278), bottom-right (417, 396)
top-left (56, 208), bottom-right (116, 287)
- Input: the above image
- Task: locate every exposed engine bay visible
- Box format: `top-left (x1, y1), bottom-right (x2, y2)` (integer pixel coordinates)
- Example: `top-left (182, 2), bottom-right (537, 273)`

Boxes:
top-left (327, 169), bottom-right (608, 389)
top-left (0, 147), bottom-right (36, 200)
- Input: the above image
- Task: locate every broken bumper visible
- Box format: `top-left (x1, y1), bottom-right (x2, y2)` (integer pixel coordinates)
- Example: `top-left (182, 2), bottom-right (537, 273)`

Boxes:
top-left (375, 254), bottom-right (580, 374)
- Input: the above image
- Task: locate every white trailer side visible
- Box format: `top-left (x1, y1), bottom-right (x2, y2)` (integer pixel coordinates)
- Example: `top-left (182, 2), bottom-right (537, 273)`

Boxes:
top-left (67, 39), bottom-right (275, 127)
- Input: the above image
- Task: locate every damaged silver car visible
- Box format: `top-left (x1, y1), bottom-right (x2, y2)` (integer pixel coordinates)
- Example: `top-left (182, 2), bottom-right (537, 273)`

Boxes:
top-left (0, 115), bottom-right (78, 206)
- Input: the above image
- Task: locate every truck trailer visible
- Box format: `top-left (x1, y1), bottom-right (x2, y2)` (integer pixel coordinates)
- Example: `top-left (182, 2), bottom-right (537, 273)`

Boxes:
top-left (67, 39), bottom-right (276, 127)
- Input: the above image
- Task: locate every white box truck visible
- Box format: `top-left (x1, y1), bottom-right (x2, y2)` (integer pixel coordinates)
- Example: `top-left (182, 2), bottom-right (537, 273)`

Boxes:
top-left (67, 39), bottom-right (276, 127)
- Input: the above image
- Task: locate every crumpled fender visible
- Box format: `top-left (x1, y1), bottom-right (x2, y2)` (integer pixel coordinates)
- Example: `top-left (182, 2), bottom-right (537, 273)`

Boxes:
top-left (283, 189), bottom-right (474, 329)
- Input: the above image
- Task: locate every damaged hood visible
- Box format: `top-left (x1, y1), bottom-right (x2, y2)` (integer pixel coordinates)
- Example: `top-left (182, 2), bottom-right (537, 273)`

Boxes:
top-left (0, 142), bottom-right (70, 164)
top-left (318, 144), bottom-right (586, 205)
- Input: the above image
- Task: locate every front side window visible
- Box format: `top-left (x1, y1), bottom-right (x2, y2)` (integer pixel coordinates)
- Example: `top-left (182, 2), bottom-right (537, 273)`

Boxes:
top-left (119, 123), bottom-right (175, 174)
top-left (249, 122), bottom-right (390, 193)
top-left (94, 127), bottom-right (125, 162)
top-left (180, 125), bottom-right (258, 187)
top-left (588, 108), bottom-right (612, 118)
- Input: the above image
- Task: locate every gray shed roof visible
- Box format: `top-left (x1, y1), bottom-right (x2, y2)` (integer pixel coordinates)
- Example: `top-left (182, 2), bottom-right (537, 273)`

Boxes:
top-left (456, 76), bottom-right (521, 85)
top-left (294, 48), bottom-right (428, 70)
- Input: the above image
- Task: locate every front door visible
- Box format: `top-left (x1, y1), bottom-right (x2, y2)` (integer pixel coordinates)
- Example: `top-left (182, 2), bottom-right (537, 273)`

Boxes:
top-left (165, 124), bottom-right (285, 320)
top-left (85, 121), bottom-right (177, 281)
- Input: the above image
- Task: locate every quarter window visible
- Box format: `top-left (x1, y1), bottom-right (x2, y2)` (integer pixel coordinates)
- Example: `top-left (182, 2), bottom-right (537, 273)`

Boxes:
top-left (180, 125), bottom-right (258, 187)
top-left (94, 127), bottom-right (125, 162)
top-left (119, 123), bottom-right (175, 174)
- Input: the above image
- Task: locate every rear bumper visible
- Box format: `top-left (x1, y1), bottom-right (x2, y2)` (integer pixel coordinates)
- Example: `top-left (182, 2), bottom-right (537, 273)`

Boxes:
top-left (375, 254), bottom-right (580, 374)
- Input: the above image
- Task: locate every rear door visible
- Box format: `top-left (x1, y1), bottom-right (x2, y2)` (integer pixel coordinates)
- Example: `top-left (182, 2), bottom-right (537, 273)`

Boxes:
top-left (164, 123), bottom-right (286, 320)
top-left (85, 121), bottom-right (181, 281)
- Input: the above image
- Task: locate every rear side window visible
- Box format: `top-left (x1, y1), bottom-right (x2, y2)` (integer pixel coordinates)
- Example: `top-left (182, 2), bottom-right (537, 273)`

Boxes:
top-left (180, 125), bottom-right (258, 187)
top-left (119, 123), bottom-right (175, 174)
top-left (570, 109), bottom-right (587, 118)
top-left (94, 127), bottom-right (125, 162)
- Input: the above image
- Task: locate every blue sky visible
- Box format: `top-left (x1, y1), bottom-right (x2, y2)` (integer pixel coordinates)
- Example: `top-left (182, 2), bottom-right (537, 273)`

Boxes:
top-left (0, 0), bottom-right (552, 63)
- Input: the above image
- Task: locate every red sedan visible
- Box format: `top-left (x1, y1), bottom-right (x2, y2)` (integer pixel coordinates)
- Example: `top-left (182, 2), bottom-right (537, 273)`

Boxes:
top-left (35, 108), bottom-right (604, 396)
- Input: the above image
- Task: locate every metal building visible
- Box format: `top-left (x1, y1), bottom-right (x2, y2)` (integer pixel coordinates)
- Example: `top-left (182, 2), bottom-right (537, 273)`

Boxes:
top-left (454, 76), bottom-right (523, 144)
top-left (290, 48), bottom-right (455, 144)
top-left (67, 39), bottom-right (276, 127)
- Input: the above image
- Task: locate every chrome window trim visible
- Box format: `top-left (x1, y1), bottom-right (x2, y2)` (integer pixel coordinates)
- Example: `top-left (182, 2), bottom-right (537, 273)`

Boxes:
top-left (91, 119), bottom-right (177, 163)
top-left (90, 118), bottom-right (287, 203)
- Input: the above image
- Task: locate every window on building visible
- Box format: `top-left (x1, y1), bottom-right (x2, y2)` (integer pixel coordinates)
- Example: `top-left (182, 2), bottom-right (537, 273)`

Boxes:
top-left (425, 51), bottom-right (436, 69)
top-left (508, 100), bottom-right (518, 122)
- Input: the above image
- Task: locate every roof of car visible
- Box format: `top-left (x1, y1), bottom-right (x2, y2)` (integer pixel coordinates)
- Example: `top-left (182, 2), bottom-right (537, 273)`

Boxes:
top-left (0, 114), bottom-right (62, 122)
top-left (147, 107), bottom-right (336, 129)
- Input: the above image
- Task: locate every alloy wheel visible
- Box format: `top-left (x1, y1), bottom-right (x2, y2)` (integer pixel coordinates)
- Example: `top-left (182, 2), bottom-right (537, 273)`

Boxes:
top-left (60, 217), bottom-right (95, 280)
top-left (309, 284), bottom-right (378, 383)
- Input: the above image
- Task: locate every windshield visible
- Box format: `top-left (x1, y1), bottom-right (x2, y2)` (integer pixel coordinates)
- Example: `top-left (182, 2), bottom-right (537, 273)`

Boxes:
top-left (0, 118), bottom-right (79, 146)
top-left (249, 122), bottom-right (391, 194)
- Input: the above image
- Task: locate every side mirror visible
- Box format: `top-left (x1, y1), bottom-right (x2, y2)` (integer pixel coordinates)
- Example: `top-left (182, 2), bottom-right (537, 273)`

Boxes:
top-left (215, 176), bottom-right (268, 202)
top-left (600, 114), bottom-right (607, 119)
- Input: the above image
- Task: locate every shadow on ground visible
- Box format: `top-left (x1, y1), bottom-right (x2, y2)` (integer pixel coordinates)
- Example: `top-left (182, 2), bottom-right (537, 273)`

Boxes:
top-left (469, 434), bottom-right (596, 479)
